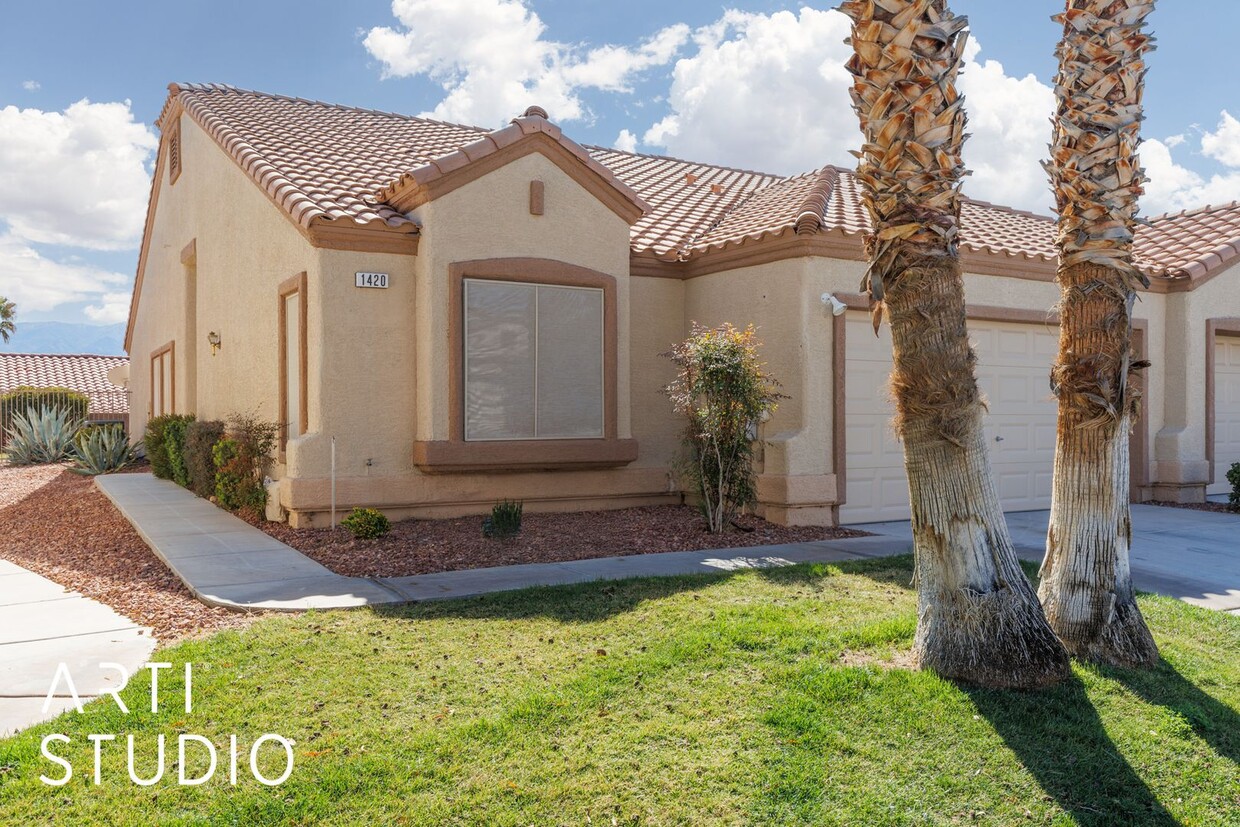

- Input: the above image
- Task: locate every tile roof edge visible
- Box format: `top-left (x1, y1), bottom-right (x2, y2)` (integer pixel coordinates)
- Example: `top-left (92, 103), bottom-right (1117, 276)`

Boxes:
top-left (1144, 200), bottom-right (1240, 224)
top-left (0, 353), bottom-right (128, 360)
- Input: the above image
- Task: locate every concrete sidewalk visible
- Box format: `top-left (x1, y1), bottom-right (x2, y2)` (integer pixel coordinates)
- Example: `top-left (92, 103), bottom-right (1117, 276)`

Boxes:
top-left (855, 506), bottom-right (1240, 614)
top-left (0, 560), bottom-right (156, 737)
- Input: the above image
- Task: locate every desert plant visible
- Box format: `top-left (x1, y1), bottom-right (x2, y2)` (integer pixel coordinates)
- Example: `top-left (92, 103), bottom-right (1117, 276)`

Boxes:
top-left (184, 420), bottom-right (225, 497)
top-left (0, 296), bottom-right (14, 344)
top-left (163, 415), bottom-right (195, 488)
top-left (1227, 462), bottom-right (1240, 513)
top-left (342, 507), bottom-right (391, 540)
top-left (4, 405), bottom-right (83, 465)
top-left (483, 500), bottom-right (523, 539)
top-left (663, 322), bottom-right (784, 534)
top-left (71, 424), bottom-right (139, 475)
top-left (1, 386), bottom-right (88, 437)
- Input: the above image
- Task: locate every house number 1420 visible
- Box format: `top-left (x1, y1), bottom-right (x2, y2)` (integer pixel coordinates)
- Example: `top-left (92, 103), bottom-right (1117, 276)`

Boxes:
top-left (355, 272), bottom-right (390, 289)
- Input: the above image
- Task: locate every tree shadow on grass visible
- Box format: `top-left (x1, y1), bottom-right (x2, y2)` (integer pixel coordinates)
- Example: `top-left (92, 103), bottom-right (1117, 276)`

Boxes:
top-left (969, 676), bottom-right (1178, 826)
top-left (1105, 658), bottom-right (1240, 768)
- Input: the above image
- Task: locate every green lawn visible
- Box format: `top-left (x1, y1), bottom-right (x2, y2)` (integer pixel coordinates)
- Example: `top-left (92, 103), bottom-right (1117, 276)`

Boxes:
top-left (1, 556), bottom-right (1237, 826)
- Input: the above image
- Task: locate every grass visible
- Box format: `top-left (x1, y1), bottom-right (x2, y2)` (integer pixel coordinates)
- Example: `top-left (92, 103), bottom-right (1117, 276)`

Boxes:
top-left (0, 555), bottom-right (1236, 826)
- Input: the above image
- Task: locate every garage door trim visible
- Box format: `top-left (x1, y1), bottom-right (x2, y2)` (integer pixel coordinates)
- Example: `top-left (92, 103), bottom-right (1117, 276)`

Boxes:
top-left (1206, 317), bottom-right (1240, 485)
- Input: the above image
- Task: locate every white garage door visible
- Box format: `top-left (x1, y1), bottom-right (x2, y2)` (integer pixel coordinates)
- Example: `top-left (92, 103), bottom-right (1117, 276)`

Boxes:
top-left (1210, 336), bottom-right (1240, 497)
top-left (841, 314), bottom-right (1059, 524)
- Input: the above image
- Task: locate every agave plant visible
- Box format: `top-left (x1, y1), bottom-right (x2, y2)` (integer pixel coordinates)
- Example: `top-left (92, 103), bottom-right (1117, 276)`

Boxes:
top-left (72, 424), bottom-right (140, 476)
top-left (4, 405), bottom-right (83, 466)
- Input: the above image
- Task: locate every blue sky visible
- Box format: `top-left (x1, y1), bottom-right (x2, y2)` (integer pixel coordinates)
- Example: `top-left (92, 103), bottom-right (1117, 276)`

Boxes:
top-left (1, 1), bottom-right (1237, 332)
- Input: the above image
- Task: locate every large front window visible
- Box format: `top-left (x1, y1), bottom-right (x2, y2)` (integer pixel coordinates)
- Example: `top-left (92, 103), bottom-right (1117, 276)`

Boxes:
top-left (463, 278), bottom-right (603, 441)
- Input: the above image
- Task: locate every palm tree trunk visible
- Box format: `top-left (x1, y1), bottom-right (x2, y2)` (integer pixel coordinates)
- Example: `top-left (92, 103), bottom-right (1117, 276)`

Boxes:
top-left (840, 0), bottom-right (1069, 688)
top-left (1041, 0), bottom-right (1159, 666)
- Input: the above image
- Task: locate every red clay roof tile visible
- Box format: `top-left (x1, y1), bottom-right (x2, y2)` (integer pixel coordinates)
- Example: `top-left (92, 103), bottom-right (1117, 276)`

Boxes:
top-left (0, 354), bottom-right (129, 414)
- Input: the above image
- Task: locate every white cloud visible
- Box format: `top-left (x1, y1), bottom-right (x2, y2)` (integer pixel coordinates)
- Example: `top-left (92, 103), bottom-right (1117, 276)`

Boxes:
top-left (1200, 110), bottom-right (1240, 168)
top-left (1141, 132), bottom-right (1240, 216)
top-left (0, 233), bottom-right (129, 314)
top-left (614, 129), bottom-right (638, 153)
top-left (364, 0), bottom-right (688, 127)
top-left (0, 99), bottom-right (157, 250)
top-left (1164, 134), bottom-right (1187, 149)
top-left (83, 292), bottom-right (133, 324)
top-left (22, 80), bottom-right (40, 92)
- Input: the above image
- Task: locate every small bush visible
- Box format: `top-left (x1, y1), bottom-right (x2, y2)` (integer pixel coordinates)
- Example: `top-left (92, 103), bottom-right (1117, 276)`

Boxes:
top-left (212, 412), bottom-right (279, 518)
top-left (163, 415), bottom-right (195, 488)
top-left (72, 424), bottom-right (139, 475)
top-left (184, 420), bottom-right (225, 497)
top-left (1, 387), bottom-right (88, 436)
top-left (145, 414), bottom-right (192, 480)
top-left (342, 507), bottom-right (391, 540)
top-left (1227, 462), bottom-right (1240, 513)
top-left (4, 405), bottom-right (83, 465)
top-left (483, 500), bottom-right (523, 539)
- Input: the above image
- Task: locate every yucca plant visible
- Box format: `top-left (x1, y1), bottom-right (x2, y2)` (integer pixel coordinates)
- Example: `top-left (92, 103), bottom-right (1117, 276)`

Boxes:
top-left (839, 0), bottom-right (1069, 688)
top-left (71, 424), bottom-right (140, 476)
top-left (483, 500), bottom-right (524, 539)
top-left (4, 405), bottom-right (82, 465)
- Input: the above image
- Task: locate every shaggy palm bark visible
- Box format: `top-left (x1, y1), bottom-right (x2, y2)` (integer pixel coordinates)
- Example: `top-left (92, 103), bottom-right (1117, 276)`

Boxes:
top-left (840, 0), bottom-right (1069, 688)
top-left (1040, 0), bottom-right (1159, 666)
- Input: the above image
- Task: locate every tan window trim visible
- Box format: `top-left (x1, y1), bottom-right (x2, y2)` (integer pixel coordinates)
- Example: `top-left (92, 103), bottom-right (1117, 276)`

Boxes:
top-left (278, 272), bottom-right (309, 462)
top-left (149, 340), bottom-right (175, 417)
top-left (1206, 318), bottom-right (1240, 485)
top-left (413, 257), bottom-right (637, 473)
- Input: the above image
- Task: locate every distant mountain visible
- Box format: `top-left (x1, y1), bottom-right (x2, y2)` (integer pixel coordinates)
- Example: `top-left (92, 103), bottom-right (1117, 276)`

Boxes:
top-left (0, 322), bottom-right (126, 356)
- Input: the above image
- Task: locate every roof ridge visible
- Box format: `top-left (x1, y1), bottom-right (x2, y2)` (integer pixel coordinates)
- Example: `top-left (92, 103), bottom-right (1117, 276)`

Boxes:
top-left (1144, 199), bottom-right (1240, 224)
top-left (585, 143), bottom-right (787, 180)
top-left (960, 194), bottom-right (1056, 222)
top-left (171, 82), bottom-right (491, 135)
top-left (0, 352), bottom-right (127, 360)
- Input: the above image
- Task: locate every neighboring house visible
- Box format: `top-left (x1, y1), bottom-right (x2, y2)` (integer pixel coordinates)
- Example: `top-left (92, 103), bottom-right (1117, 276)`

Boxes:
top-left (0, 353), bottom-right (131, 438)
top-left (124, 83), bottom-right (1240, 528)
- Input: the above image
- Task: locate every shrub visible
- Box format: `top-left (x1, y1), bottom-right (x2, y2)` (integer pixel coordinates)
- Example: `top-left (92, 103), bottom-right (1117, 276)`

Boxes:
top-left (212, 412), bottom-right (279, 518)
top-left (184, 420), bottom-right (225, 497)
top-left (342, 507), bottom-right (391, 540)
top-left (1, 387), bottom-right (88, 437)
top-left (4, 405), bottom-right (83, 465)
top-left (144, 414), bottom-right (192, 480)
top-left (162, 415), bottom-right (195, 488)
top-left (483, 500), bottom-right (523, 539)
top-left (1227, 462), bottom-right (1240, 513)
top-left (72, 424), bottom-right (139, 475)
top-left (663, 322), bottom-right (785, 533)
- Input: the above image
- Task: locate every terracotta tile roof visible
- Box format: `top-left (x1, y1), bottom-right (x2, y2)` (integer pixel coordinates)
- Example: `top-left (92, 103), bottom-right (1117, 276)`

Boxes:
top-left (0, 354), bottom-right (129, 414)
top-left (161, 84), bottom-right (1239, 285)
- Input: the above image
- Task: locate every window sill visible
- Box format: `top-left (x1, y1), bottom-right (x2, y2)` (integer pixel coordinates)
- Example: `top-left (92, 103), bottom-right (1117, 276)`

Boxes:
top-left (412, 438), bottom-right (638, 474)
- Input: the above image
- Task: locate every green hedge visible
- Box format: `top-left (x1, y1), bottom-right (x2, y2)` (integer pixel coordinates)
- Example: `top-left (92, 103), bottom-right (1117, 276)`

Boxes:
top-left (145, 414), bottom-right (194, 480)
top-left (185, 420), bottom-right (225, 497)
top-left (2, 386), bottom-right (89, 436)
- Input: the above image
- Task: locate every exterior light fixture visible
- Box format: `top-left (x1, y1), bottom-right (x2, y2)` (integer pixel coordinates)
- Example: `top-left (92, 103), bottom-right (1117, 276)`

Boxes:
top-left (207, 330), bottom-right (222, 356)
top-left (821, 293), bottom-right (848, 316)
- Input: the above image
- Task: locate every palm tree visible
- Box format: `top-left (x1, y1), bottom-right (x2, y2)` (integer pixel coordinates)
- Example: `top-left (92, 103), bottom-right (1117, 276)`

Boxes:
top-left (839, 0), bottom-right (1069, 688)
top-left (0, 297), bottom-right (14, 344)
top-left (1039, 0), bottom-right (1159, 666)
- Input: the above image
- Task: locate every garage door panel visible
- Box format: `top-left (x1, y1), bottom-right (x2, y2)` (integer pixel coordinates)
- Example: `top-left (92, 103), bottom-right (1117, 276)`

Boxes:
top-left (844, 314), bottom-right (1059, 523)
top-left (1211, 336), bottom-right (1240, 496)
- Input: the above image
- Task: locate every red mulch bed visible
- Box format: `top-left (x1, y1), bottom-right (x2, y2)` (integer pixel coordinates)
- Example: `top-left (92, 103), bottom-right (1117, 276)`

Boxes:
top-left (1141, 500), bottom-right (1236, 515)
top-left (259, 505), bottom-right (870, 579)
top-left (0, 466), bottom-right (254, 643)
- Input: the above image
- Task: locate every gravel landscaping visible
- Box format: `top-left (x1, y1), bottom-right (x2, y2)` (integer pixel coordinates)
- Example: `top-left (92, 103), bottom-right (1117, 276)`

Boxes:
top-left (1142, 499), bottom-right (1236, 515)
top-left (259, 505), bottom-right (870, 578)
top-left (0, 465), bottom-right (254, 642)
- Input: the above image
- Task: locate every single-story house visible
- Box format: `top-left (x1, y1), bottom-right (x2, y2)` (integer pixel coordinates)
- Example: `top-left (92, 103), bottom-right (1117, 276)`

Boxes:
top-left (123, 83), bottom-right (1240, 527)
top-left (0, 352), bottom-right (131, 442)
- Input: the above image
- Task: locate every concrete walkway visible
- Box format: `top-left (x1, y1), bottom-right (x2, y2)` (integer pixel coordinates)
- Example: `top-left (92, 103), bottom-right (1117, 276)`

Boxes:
top-left (97, 475), bottom-right (1238, 617)
top-left (855, 506), bottom-right (1240, 614)
top-left (0, 560), bottom-right (156, 737)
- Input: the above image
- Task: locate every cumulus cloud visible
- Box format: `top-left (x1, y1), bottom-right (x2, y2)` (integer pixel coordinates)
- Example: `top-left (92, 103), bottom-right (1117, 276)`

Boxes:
top-left (0, 99), bottom-right (157, 249)
top-left (364, 0), bottom-right (689, 126)
top-left (84, 291), bottom-right (134, 324)
top-left (22, 80), bottom-right (40, 92)
top-left (614, 129), bottom-right (638, 153)
top-left (0, 233), bottom-right (129, 314)
top-left (1200, 110), bottom-right (1240, 168)
top-left (1141, 121), bottom-right (1240, 216)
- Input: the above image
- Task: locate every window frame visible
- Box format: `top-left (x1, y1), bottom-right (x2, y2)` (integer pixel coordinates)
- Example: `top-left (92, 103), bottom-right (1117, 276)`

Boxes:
top-left (412, 257), bottom-right (636, 473)
top-left (278, 271), bottom-right (308, 461)
top-left (149, 340), bottom-right (175, 417)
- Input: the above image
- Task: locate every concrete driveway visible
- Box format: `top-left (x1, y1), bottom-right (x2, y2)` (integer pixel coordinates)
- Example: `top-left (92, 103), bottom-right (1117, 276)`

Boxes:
top-left (852, 504), bottom-right (1240, 613)
top-left (0, 559), bottom-right (156, 737)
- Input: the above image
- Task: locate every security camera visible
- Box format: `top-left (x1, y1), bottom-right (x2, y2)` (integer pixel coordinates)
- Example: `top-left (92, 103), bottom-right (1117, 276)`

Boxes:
top-left (821, 293), bottom-right (847, 316)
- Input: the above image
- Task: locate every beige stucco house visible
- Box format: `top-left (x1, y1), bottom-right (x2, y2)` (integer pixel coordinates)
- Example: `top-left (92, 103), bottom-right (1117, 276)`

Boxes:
top-left (124, 83), bottom-right (1240, 528)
